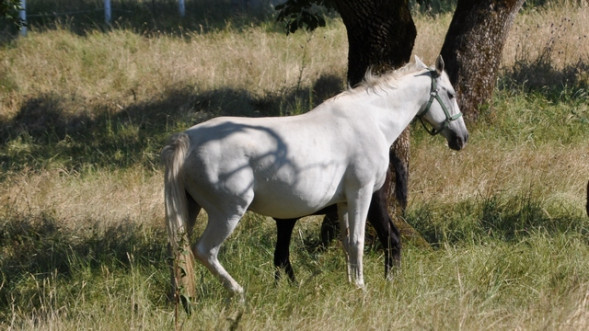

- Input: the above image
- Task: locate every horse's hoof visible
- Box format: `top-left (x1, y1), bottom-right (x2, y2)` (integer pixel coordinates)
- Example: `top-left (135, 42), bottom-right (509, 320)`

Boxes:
top-left (354, 281), bottom-right (366, 292)
top-left (229, 289), bottom-right (246, 306)
top-left (224, 293), bottom-right (245, 307)
top-left (236, 293), bottom-right (245, 305)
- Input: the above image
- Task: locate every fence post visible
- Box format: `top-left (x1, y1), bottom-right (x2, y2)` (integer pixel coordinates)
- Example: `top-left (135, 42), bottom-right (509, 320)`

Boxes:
top-left (19, 0), bottom-right (26, 36)
top-left (104, 0), bottom-right (111, 24)
top-left (179, 0), bottom-right (185, 17)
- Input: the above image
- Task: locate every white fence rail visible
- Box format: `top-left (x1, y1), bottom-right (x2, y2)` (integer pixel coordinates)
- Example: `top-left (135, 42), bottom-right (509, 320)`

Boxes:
top-left (19, 0), bottom-right (26, 36)
top-left (18, 0), bottom-right (195, 36)
top-left (17, 0), bottom-right (284, 36)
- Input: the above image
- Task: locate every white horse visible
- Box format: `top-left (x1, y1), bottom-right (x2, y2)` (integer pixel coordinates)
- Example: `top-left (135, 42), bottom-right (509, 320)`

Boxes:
top-left (162, 56), bottom-right (468, 304)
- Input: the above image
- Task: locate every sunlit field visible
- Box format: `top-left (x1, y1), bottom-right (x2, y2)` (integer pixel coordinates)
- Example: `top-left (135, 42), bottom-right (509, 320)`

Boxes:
top-left (1, 1), bottom-right (588, 329)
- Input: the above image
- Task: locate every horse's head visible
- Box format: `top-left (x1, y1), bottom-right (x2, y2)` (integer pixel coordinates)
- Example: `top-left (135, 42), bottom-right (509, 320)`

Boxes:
top-left (416, 55), bottom-right (469, 151)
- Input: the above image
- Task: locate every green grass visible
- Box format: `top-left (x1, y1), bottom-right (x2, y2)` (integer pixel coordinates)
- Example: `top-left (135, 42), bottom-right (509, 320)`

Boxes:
top-left (2, 210), bottom-right (588, 329)
top-left (1, 2), bottom-right (589, 329)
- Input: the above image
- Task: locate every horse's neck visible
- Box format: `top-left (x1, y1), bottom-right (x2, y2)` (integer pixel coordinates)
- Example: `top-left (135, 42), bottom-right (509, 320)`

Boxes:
top-left (342, 74), bottom-right (430, 146)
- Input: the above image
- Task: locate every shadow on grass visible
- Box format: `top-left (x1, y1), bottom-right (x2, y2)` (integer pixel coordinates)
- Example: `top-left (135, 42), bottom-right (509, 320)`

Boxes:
top-left (0, 212), bottom-right (169, 309)
top-left (0, 74), bottom-right (343, 175)
top-left (407, 194), bottom-right (589, 247)
top-left (499, 58), bottom-right (589, 103)
top-left (0, 212), bottom-right (167, 275)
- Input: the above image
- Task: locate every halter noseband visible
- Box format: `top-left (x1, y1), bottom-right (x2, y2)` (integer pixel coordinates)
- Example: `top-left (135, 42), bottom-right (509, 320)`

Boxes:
top-left (417, 70), bottom-right (463, 136)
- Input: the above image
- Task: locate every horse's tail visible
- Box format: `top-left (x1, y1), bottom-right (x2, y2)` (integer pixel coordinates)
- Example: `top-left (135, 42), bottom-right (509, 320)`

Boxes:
top-left (162, 133), bottom-right (191, 244)
top-left (161, 132), bottom-right (197, 309)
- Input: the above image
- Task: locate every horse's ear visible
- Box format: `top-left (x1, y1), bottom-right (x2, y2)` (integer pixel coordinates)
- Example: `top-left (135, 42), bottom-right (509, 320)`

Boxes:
top-left (415, 55), bottom-right (427, 69)
top-left (435, 55), bottom-right (445, 75)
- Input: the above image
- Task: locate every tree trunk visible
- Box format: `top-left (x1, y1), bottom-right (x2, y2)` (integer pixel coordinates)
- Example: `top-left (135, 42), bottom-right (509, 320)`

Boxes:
top-left (330, 0), bottom-right (426, 245)
top-left (334, 0), bottom-right (416, 85)
top-left (440, 0), bottom-right (525, 121)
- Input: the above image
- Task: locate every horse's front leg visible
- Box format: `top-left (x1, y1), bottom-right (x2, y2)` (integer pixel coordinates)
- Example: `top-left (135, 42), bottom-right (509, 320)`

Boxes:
top-left (339, 186), bottom-right (372, 288)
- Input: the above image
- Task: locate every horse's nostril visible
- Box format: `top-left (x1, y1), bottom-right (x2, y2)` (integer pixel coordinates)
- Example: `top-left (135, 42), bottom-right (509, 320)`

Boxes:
top-left (449, 135), bottom-right (467, 151)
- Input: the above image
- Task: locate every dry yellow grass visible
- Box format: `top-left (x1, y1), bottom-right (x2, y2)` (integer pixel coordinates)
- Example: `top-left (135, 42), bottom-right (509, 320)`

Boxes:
top-left (410, 142), bottom-right (589, 212)
top-left (0, 167), bottom-right (163, 229)
top-left (503, 2), bottom-right (589, 69)
top-left (0, 25), bottom-right (348, 120)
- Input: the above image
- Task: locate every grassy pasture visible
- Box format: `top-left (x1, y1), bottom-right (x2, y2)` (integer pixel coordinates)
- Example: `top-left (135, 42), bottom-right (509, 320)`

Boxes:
top-left (1, 2), bottom-right (588, 330)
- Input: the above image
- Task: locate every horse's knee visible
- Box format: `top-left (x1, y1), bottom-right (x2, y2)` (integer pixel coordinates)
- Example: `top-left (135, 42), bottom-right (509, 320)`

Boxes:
top-left (194, 242), bottom-right (215, 266)
top-left (348, 237), bottom-right (364, 250)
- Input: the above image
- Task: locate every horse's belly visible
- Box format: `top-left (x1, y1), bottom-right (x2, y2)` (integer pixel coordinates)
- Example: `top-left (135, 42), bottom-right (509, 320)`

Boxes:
top-left (248, 195), bottom-right (341, 219)
top-left (248, 178), bottom-right (343, 219)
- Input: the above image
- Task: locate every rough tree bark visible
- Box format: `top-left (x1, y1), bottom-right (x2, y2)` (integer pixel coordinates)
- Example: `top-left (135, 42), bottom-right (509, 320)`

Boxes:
top-left (334, 0), bottom-right (416, 85)
top-left (440, 0), bottom-right (525, 121)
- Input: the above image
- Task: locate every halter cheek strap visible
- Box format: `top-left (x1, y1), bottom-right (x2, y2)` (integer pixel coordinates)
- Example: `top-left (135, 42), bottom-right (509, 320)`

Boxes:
top-left (417, 71), bottom-right (463, 136)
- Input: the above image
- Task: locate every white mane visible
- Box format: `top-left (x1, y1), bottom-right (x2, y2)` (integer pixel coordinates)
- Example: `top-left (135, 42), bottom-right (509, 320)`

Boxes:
top-left (350, 61), bottom-right (427, 94)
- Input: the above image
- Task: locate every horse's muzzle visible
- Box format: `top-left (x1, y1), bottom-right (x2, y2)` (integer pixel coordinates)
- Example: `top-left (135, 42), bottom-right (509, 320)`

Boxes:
top-left (448, 131), bottom-right (468, 151)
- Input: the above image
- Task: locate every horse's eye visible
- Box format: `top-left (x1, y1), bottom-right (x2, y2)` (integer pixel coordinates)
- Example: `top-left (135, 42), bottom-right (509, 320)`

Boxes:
top-left (448, 92), bottom-right (455, 99)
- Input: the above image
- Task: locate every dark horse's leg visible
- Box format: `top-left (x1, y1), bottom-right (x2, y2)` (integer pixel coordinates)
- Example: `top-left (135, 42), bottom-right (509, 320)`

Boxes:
top-left (367, 189), bottom-right (401, 278)
top-left (320, 206), bottom-right (339, 247)
top-left (273, 206), bottom-right (336, 282)
top-left (273, 218), bottom-right (297, 282)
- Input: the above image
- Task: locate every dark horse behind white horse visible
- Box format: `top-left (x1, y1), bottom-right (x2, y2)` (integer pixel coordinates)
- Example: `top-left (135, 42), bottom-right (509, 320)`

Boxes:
top-left (162, 56), bottom-right (468, 307)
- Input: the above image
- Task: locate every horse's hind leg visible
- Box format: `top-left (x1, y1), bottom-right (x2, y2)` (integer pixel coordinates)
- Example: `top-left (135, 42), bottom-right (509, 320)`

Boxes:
top-left (320, 205), bottom-right (339, 248)
top-left (273, 218), bottom-right (298, 282)
top-left (195, 211), bottom-right (245, 298)
top-left (367, 189), bottom-right (401, 279)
